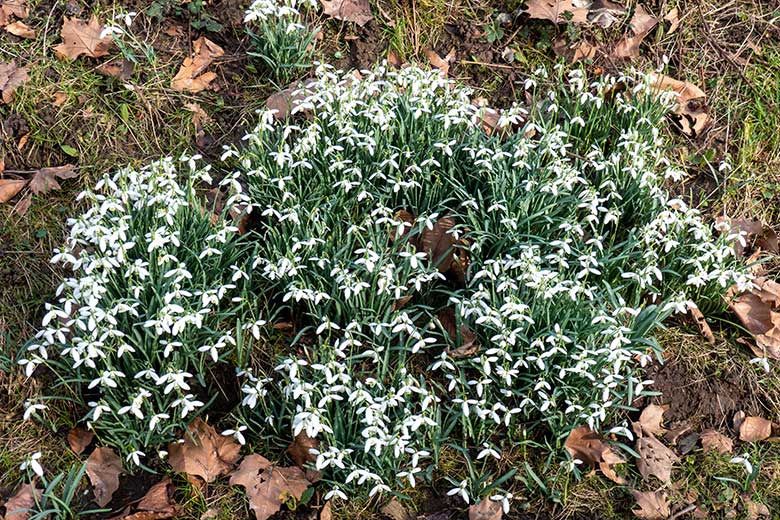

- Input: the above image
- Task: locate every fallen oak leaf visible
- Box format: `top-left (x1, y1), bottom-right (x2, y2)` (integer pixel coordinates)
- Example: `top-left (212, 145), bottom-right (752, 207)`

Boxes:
top-left (86, 446), bottom-right (123, 507)
top-left (638, 404), bottom-right (669, 437)
top-left (171, 37), bottom-right (224, 93)
top-left (55, 16), bottom-right (113, 60)
top-left (553, 37), bottom-right (598, 63)
top-left (67, 426), bottom-right (94, 455)
top-left (168, 417), bottom-right (241, 483)
top-left (437, 307), bottom-right (479, 358)
top-left (425, 48), bottom-right (456, 77)
top-left (136, 477), bottom-right (180, 516)
top-left (635, 426), bottom-right (679, 483)
top-left (0, 0), bottom-right (29, 27)
top-left (564, 425), bottom-right (627, 484)
top-left (229, 454), bottom-right (312, 520)
top-left (628, 5), bottom-right (658, 35)
top-left (97, 58), bottom-right (134, 80)
top-left (0, 178), bottom-right (27, 203)
top-left (5, 482), bottom-right (42, 520)
top-left (0, 59), bottom-right (30, 103)
top-left (320, 0), bottom-right (373, 26)
top-left (5, 20), bottom-right (35, 38)
top-left (700, 429), bottom-right (733, 454)
top-left (631, 490), bottom-right (670, 520)
top-left (663, 7), bottom-right (680, 34)
top-left (727, 277), bottom-right (780, 359)
top-left (649, 73), bottom-right (712, 138)
top-left (469, 498), bottom-right (503, 520)
top-left (739, 416), bottom-right (773, 442)
top-left (287, 432), bottom-right (318, 467)
top-left (523, 0), bottom-right (590, 25)
top-left (29, 164), bottom-right (77, 195)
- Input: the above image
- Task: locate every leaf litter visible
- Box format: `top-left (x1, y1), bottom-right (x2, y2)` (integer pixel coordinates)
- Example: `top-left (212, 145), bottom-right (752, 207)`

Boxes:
top-left (728, 277), bottom-right (780, 359)
top-left (55, 16), bottom-right (113, 60)
top-left (86, 446), bottom-right (123, 507)
top-left (168, 417), bottom-right (242, 483)
top-left (171, 37), bottom-right (224, 93)
top-left (564, 425), bottom-right (627, 484)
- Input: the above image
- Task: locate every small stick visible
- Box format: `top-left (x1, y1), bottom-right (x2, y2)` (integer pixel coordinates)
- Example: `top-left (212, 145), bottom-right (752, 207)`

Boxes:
top-left (458, 60), bottom-right (515, 70)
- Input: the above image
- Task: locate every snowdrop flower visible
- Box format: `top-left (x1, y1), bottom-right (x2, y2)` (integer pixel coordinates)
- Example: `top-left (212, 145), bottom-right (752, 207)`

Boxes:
top-left (447, 480), bottom-right (470, 504)
top-left (20, 452), bottom-right (44, 477)
top-left (490, 493), bottom-right (513, 514)
top-left (476, 443), bottom-right (500, 460)
top-left (172, 394), bottom-right (204, 418)
top-left (750, 357), bottom-right (770, 373)
top-left (23, 402), bottom-right (47, 421)
top-left (114, 11), bottom-right (137, 27)
top-left (730, 454), bottom-right (754, 476)
top-left (222, 425), bottom-right (248, 445)
top-left (127, 450), bottom-right (145, 467)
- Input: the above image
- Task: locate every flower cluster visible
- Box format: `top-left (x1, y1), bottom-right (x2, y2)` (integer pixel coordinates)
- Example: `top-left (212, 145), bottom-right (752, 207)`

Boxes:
top-left (244, 0), bottom-right (319, 84)
top-left (20, 157), bottom-right (257, 464)
top-left (226, 63), bottom-right (749, 505)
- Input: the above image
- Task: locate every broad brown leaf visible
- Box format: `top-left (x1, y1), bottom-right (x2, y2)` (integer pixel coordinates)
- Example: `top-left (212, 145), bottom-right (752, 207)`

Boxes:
top-left (55, 16), bottom-right (113, 60)
top-left (523, 0), bottom-right (590, 25)
top-left (699, 429), bottom-right (733, 454)
top-left (86, 446), bottom-right (123, 507)
top-left (136, 477), bottom-right (180, 516)
top-left (229, 454), bottom-right (312, 520)
top-left (631, 490), bottom-right (670, 520)
top-left (739, 416), bottom-right (773, 442)
top-left (635, 429), bottom-right (678, 483)
top-left (0, 0), bottom-right (29, 26)
top-left (664, 7), bottom-right (680, 33)
top-left (320, 0), bottom-right (373, 26)
top-left (649, 73), bottom-right (712, 137)
top-left (287, 432), bottom-right (318, 467)
top-left (320, 501), bottom-right (332, 520)
top-left (728, 277), bottom-right (780, 359)
top-left (469, 499), bottom-right (503, 520)
top-left (5, 20), bottom-right (35, 38)
top-left (0, 59), bottom-right (30, 103)
top-left (745, 499), bottom-right (771, 519)
top-left (638, 404), bottom-right (668, 436)
top-left (553, 38), bottom-right (598, 63)
top-left (0, 178), bottom-right (27, 202)
top-left (425, 48), bottom-right (456, 77)
top-left (438, 307), bottom-right (479, 358)
top-left (418, 216), bottom-right (460, 273)
top-left (564, 425), bottom-right (626, 484)
top-left (628, 5), bottom-right (658, 35)
top-left (97, 58), bottom-right (134, 80)
top-left (5, 482), bottom-right (41, 520)
top-left (29, 164), bottom-right (77, 195)
top-left (168, 417), bottom-right (241, 483)
top-left (171, 37), bottom-right (224, 93)
top-left (67, 426), bottom-right (94, 455)
top-left (381, 498), bottom-right (414, 520)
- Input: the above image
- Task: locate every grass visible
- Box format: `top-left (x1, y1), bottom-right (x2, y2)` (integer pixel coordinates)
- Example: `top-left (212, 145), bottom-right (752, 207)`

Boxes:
top-left (1, 0), bottom-right (780, 517)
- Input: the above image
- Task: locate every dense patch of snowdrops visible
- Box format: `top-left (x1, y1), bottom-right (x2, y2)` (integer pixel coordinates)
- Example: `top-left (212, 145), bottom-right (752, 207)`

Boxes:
top-left (23, 63), bottom-right (750, 508)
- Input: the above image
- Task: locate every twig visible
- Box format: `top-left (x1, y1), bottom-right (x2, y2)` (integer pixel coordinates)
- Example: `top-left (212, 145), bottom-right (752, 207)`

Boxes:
top-left (669, 504), bottom-right (697, 520)
top-left (458, 60), bottom-right (515, 70)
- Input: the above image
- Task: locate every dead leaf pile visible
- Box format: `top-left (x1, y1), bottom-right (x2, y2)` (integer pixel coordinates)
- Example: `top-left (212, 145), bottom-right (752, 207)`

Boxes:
top-left (320, 0), bottom-right (373, 26)
top-left (86, 446), bottom-right (123, 507)
top-left (171, 37), bottom-right (224, 93)
top-left (564, 425), bottom-right (627, 484)
top-left (229, 454), bottom-right (313, 520)
top-left (55, 16), bottom-right (113, 60)
top-left (168, 417), bottom-right (242, 482)
top-left (728, 277), bottom-right (780, 359)
top-left (0, 59), bottom-right (30, 104)
top-left (649, 73), bottom-right (713, 137)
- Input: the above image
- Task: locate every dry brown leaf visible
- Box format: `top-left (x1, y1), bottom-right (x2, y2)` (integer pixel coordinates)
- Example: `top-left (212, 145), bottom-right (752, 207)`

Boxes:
top-left (745, 499), bottom-right (771, 519)
top-left (320, 501), bottom-right (332, 520)
top-left (523, 0), bottom-right (590, 25)
top-left (717, 217), bottom-right (778, 258)
top-left (87, 446), bottom-right (122, 507)
top-left (53, 91), bottom-right (68, 106)
top-left (418, 215), bottom-right (462, 273)
top-left (29, 164), bottom-right (77, 195)
top-left (553, 38), bottom-right (598, 63)
top-left (564, 425), bottom-right (626, 484)
top-left (611, 30), bottom-right (652, 60)
top-left (728, 277), bottom-right (780, 359)
top-left (0, 178), bottom-right (27, 203)
top-left (638, 404), bottom-right (668, 436)
top-left (67, 426), bottom-right (94, 455)
top-left (55, 16), bottom-right (113, 60)
top-left (664, 7), bottom-right (680, 34)
top-left (185, 102), bottom-right (210, 131)
top-left (168, 417), bottom-right (241, 483)
top-left (469, 499), bottom-right (503, 520)
top-left (631, 490), bottom-right (670, 520)
top-left (629, 5), bottom-right (658, 35)
top-left (687, 302), bottom-right (715, 344)
top-left (0, 60), bottom-right (30, 103)
top-left (13, 193), bottom-right (32, 215)
top-left (0, 0), bottom-right (29, 27)
top-left (171, 37), bottom-right (224, 93)
top-left (635, 430), bottom-right (679, 483)
top-left (425, 48), bottom-right (456, 77)
top-left (699, 429), bottom-right (733, 454)
top-left (5, 482), bottom-right (41, 520)
top-left (739, 416), bottom-right (773, 442)
top-left (119, 512), bottom-right (177, 520)
top-left (17, 132), bottom-right (29, 150)
top-left (136, 477), bottom-right (179, 516)
top-left (229, 454), bottom-right (312, 520)
top-left (649, 73), bottom-right (712, 137)
top-left (320, 0), bottom-right (373, 26)
top-left (97, 58), bottom-right (134, 80)
top-left (381, 498), bottom-right (414, 520)
top-left (438, 307), bottom-right (479, 358)
top-left (287, 432), bottom-right (318, 467)
top-left (5, 20), bottom-right (34, 38)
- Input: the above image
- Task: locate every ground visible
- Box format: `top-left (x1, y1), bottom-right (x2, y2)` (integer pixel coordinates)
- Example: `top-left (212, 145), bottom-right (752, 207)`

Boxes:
top-left (1, 0), bottom-right (780, 518)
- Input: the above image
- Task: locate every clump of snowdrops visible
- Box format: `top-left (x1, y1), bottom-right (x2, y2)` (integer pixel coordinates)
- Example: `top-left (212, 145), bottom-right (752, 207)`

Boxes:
top-left (19, 157), bottom-right (260, 469)
top-left (226, 63), bottom-right (750, 505)
top-left (244, 0), bottom-right (319, 84)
